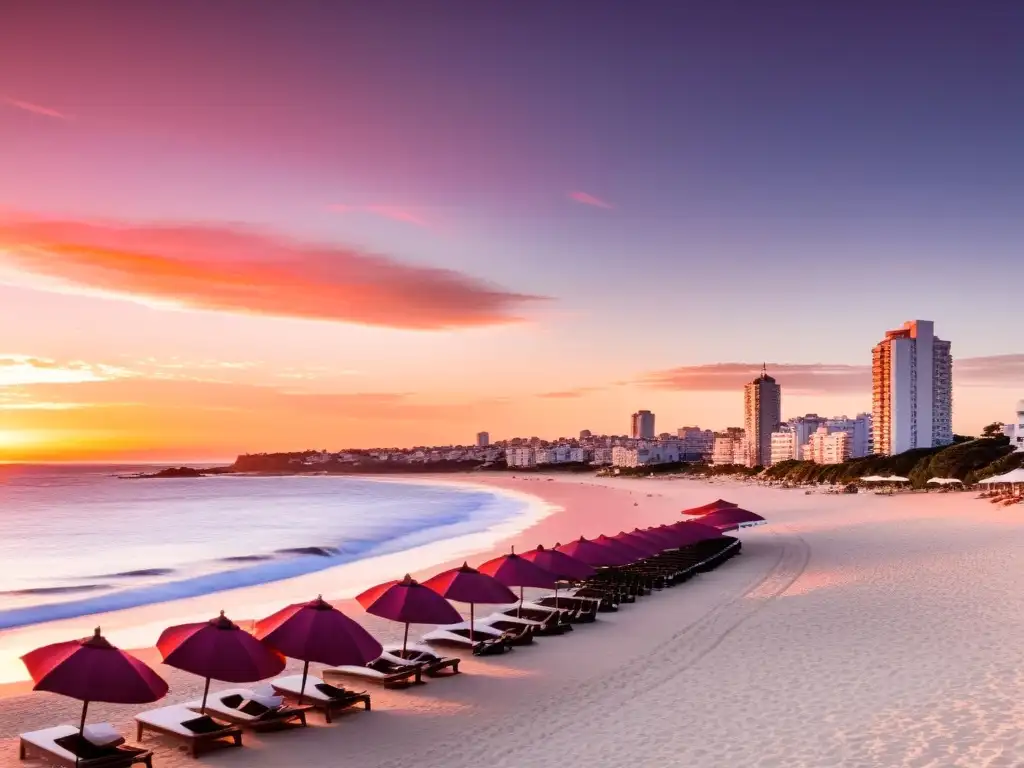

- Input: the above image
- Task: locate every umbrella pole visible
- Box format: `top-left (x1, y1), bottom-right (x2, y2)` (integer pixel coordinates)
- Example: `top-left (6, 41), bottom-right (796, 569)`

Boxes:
top-left (76, 700), bottom-right (88, 768)
top-left (200, 677), bottom-right (212, 714)
top-left (518, 585), bottom-right (524, 618)
top-left (470, 603), bottom-right (475, 643)
top-left (402, 623), bottom-right (409, 655)
top-left (298, 660), bottom-right (309, 705)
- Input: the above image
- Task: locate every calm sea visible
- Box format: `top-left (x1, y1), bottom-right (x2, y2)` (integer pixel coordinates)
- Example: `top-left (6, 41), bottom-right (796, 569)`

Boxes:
top-left (0, 465), bottom-right (534, 631)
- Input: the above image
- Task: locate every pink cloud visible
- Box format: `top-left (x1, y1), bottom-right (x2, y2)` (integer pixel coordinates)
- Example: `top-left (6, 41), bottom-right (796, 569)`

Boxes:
top-left (329, 204), bottom-right (430, 228)
top-left (568, 191), bottom-right (614, 209)
top-left (0, 215), bottom-right (545, 330)
top-left (2, 97), bottom-right (71, 121)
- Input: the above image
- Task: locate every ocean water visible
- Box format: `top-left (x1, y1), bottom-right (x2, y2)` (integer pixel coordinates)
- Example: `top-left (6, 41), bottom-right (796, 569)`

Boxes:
top-left (0, 465), bottom-right (539, 633)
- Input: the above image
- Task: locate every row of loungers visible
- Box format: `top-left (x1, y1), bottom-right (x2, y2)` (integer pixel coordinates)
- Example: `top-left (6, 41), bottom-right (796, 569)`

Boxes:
top-left (19, 535), bottom-right (742, 766)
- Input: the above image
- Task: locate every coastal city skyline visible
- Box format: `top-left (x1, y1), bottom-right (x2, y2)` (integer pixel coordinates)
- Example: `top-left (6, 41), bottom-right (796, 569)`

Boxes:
top-left (1, 4), bottom-right (1023, 462)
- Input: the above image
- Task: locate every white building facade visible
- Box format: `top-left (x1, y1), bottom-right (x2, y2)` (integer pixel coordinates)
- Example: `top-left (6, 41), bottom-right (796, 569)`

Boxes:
top-left (803, 425), bottom-right (851, 464)
top-left (676, 427), bottom-right (715, 460)
top-left (769, 429), bottom-right (796, 465)
top-left (1003, 400), bottom-right (1024, 452)
top-left (505, 447), bottom-right (536, 468)
top-left (712, 430), bottom-right (749, 466)
top-left (872, 320), bottom-right (953, 455)
top-left (825, 413), bottom-right (873, 458)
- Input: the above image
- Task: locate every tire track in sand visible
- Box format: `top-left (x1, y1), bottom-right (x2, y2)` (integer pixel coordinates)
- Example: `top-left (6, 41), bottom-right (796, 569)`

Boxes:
top-left (380, 530), bottom-right (811, 768)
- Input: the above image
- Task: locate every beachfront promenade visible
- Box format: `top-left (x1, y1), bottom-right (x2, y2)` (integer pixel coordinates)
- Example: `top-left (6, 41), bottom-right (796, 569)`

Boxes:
top-left (2, 476), bottom-right (1022, 767)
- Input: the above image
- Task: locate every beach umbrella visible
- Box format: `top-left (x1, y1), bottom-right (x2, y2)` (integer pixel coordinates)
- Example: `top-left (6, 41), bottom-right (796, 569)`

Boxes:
top-left (357, 574), bottom-right (463, 653)
top-left (556, 536), bottom-right (636, 567)
top-left (680, 499), bottom-right (739, 516)
top-left (632, 527), bottom-right (678, 549)
top-left (610, 531), bottom-right (665, 557)
top-left (158, 611), bottom-right (285, 713)
top-left (699, 507), bottom-right (766, 531)
top-left (657, 522), bottom-right (724, 547)
top-left (255, 595), bottom-right (383, 703)
top-left (594, 534), bottom-right (650, 562)
top-left (477, 548), bottom-right (558, 617)
top-left (22, 627), bottom-right (168, 765)
top-left (423, 563), bottom-right (517, 642)
top-left (521, 545), bottom-right (596, 609)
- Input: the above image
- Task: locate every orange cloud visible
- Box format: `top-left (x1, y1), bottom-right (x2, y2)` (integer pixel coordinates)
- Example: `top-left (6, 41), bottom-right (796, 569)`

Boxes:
top-left (2, 97), bottom-right (71, 120)
top-left (536, 387), bottom-right (602, 399)
top-left (568, 191), bottom-right (614, 209)
top-left (0, 217), bottom-right (544, 329)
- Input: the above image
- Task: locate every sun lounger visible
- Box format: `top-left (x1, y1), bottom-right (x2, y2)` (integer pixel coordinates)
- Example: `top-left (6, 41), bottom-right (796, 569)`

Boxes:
top-left (503, 601), bottom-right (573, 634)
top-left (135, 704), bottom-right (242, 758)
top-left (422, 623), bottom-right (513, 655)
top-left (270, 675), bottom-right (371, 722)
top-left (186, 687), bottom-right (309, 730)
top-left (323, 657), bottom-right (424, 688)
top-left (19, 724), bottom-right (153, 768)
top-left (382, 644), bottom-right (461, 676)
top-left (479, 613), bottom-right (542, 644)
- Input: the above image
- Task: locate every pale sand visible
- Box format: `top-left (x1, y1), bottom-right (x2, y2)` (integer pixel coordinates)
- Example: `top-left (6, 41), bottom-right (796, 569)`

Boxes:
top-left (3, 475), bottom-right (1024, 767)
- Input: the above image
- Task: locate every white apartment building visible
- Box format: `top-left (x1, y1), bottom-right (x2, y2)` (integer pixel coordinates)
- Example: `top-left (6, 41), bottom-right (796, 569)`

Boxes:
top-left (825, 413), bottom-right (873, 458)
top-left (803, 425), bottom-right (851, 464)
top-left (505, 447), bottom-right (536, 468)
top-left (1003, 400), bottom-right (1024, 452)
top-left (872, 320), bottom-right (953, 455)
top-left (676, 427), bottom-right (715, 459)
top-left (744, 367), bottom-right (782, 467)
top-left (591, 447), bottom-right (614, 465)
top-left (569, 447), bottom-right (590, 463)
top-left (712, 430), bottom-right (749, 466)
top-left (770, 429), bottom-right (796, 465)
top-left (612, 442), bottom-right (680, 468)
top-left (476, 431), bottom-right (490, 447)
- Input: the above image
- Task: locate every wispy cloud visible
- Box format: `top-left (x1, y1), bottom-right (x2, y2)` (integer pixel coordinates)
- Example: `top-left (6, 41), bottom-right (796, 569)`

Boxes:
top-left (329, 204), bottom-right (430, 228)
top-left (0, 355), bottom-right (134, 387)
top-left (536, 386), bottom-right (602, 399)
top-left (639, 362), bottom-right (869, 395)
top-left (640, 355), bottom-right (1024, 395)
top-left (0, 216), bottom-right (545, 330)
top-left (2, 97), bottom-right (71, 121)
top-left (568, 191), bottom-right (614, 209)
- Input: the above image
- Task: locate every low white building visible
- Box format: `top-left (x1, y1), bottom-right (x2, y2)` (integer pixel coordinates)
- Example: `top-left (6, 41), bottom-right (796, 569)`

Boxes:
top-left (803, 425), bottom-right (851, 465)
top-left (676, 427), bottom-right (715, 459)
top-left (825, 413), bottom-right (873, 458)
top-left (711, 430), bottom-right (748, 466)
top-left (591, 448), bottom-right (614, 465)
top-left (1003, 400), bottom-right (1024, 452)
top-left (505, 447), bottom-right (536, 468)
top-left (770, 430), bottom-right (796, 465)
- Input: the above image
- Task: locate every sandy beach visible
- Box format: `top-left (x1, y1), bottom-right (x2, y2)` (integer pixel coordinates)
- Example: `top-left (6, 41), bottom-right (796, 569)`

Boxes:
top-left (3, 474), bottom-right (1024, 768)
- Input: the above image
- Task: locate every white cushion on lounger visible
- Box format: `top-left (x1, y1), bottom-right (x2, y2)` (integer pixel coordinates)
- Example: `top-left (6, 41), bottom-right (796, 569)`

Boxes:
top-left (20, 725), bottom-right (79, 762)
top-left (251, 683), bottom-right (277, 698)
top-left (83, 722), bottom-right (122, 746)
top-left (136, 704), bottom-right (212, 736)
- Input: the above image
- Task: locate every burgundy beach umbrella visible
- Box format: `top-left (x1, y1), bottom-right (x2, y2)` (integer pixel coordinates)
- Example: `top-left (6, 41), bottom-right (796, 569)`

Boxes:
top-left (631, 527), bottom-right (678, 550)
top-left (255, 595), bottom-right (383, 703)
top-left (423, 563), bottom-right (517, 642)
top-left (520, 545), bottom-right (596, 609)
top-left (158, 611), bottom-right (286, 713)
top-left (612, 531), bottom-right (665, 557)
top-left (357, 574), bottom-right (463, 654)
top-left (556, 536), bottom-right (636, 568)
top-left (478, 547), bottom-right (558, 617)
top-left (680, 499), bottom-right (739, 517)
top-left (660, 521), bottom-right (725, 547)
top-left (23, 627), bottom-right (168, 765)
top-left (594, 534), bottom-right (650, 563)
top-left (698, 507), bottom-right (766, 532)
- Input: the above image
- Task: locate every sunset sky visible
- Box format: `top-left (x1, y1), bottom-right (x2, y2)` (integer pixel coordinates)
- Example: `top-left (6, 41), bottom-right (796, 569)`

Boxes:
top-left (1, 2), bottom-right (1022, 462)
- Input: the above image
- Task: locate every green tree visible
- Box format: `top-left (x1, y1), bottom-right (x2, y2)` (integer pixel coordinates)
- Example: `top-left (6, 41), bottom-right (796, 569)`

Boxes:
top-left (982, 422), bottom-right (1005, 437)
